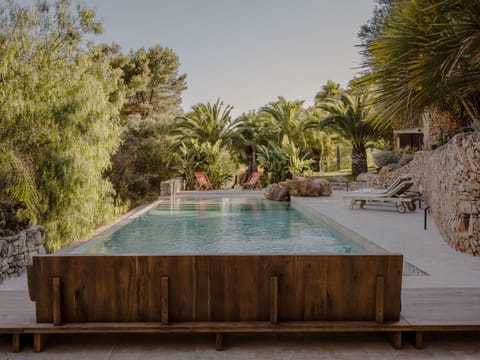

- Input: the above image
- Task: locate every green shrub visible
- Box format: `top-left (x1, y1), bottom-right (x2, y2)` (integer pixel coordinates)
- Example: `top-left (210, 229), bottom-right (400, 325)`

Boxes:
top-left (0, 199), bottom-right (29, 236)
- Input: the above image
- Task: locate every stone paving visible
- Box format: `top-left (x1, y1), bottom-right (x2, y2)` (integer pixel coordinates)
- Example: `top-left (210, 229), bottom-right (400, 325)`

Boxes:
top-left (1, 190), bottom-right (480, 358)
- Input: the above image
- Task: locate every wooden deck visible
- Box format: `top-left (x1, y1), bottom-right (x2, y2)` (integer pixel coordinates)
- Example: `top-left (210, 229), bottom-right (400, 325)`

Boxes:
top-left (1, 288), bottom-right (480, 352)
top-left (401, 288), bottom-right (480, 348)
top-left (0, 291), bottom-right (35, 331)
top-left (0, 290), bottom-right (35, 352)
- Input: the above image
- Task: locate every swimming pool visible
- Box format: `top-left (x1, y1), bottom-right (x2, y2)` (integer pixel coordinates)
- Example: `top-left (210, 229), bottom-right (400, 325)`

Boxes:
top-left (83, 197), bottom-right (379, 255)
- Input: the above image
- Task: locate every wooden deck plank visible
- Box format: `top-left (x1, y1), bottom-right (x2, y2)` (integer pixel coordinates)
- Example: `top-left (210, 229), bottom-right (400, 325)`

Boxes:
top-left (0, 291), bottom-right (35, 332)
top-left (402, 288), bottom-right (480, 326)
top-left (23, 320), bottom-right (411, 334)
top-left (2, 288), bottom-right (480, 337)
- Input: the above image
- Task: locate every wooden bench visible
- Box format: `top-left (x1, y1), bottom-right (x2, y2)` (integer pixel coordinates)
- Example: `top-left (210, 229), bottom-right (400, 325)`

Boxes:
top-left (26, 254), bottom-right (403, 351)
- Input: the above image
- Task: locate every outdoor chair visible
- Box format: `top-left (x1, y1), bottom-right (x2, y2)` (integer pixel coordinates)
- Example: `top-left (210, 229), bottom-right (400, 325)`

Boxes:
top-left (242, 171), bottom-right (262, 190)
top-left (345, 180), bottom-right (416, 213)
top-left (349, 174), bottom-right (412, 195)
top-left (194, 172), bottom-right (213, 191)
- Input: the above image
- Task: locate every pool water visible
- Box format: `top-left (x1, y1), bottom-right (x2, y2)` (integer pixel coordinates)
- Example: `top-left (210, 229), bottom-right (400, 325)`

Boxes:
top-left (85, 198), bottom-right (371, 254)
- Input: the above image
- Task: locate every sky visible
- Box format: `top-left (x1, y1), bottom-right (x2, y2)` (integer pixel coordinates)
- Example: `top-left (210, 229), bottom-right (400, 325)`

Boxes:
top-left (80, 0), bottom-right (376, 117)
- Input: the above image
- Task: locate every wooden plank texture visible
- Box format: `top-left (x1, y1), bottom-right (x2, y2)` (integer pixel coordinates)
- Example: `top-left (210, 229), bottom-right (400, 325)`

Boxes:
top-left (52, 277), bottom-right (61, 326)
top-left (402, 288), bottom-right (480, 326)
top-left (23, 320), bottom-right (410, 333)
top-left (161, 277), bottom-right (169, 325)
top-left (375, 276), bottom-right (384, 323)
top-left (0, 291), bottom-right (35, 331)
top-left (4, 284), bottom-right (480, 353)
top-left (270, 276), bottom-right (278, 324)
top-left (11, 333), bottom-right (20, 352)
top-left (28, 254), bottom-right (403, 324)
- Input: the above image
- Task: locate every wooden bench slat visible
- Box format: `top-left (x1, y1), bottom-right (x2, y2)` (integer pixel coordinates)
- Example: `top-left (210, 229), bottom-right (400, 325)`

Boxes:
top-left (23, 319), bottom-right (409, 333)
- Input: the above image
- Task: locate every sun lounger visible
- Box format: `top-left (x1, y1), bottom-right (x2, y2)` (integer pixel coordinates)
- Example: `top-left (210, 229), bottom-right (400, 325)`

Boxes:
top-left (242, 171), bottom-right (262, 190)
top-left (345, 180), bottom-right (416, 213)
top-left (194, 172), bottom-right (213, 190)
top-left (349, 175), bottom-right (412, 195)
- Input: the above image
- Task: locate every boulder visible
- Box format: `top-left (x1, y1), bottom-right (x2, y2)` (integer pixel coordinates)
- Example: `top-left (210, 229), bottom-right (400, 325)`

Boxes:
top-left (312, 178), bottom-right (332, 196)
top-left (264, 184), bottom-right (290, 201)
top-left (284, 179), bottom-right (322, 197)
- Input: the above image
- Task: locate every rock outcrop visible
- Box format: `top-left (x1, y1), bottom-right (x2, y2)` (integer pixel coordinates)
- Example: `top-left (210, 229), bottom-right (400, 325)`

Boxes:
top-left (265, 178), bottom-right (332, 200)
top-left (264, 184), bottom-right (290, 201)
top-left (312, 178), bottom-right (333, 196)
top-left (284, 179), bottom-right (322, 196)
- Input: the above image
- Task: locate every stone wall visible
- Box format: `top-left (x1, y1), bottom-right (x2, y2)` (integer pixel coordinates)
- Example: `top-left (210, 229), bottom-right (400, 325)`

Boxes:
top-left (383, 132), bottom-right (480, 255)
top-left (0, 226), bottom-right (46, 284)
top-left (422, 107), bottom-right (462, 150)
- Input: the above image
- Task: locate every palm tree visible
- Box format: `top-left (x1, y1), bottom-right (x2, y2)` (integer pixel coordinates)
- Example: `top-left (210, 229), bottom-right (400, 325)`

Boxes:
top-left (235, 110), bottom-right (264, 177)
top-left (259, 97), bottom-right (318, 147)
top-left (319, 93), bottom-right (379, 176)
top-left (361, 0), bottom-right (480, 126)
top-left (314, 80), bottom-right (342, 106)
top-left (254, 97), bottom-right (319, 182)
top-left (304, 107), bottom-right (338, 172)
top-left (170, 99), bottom-right (243, 187)
top-left (170, 98), bottom-right (242, 149)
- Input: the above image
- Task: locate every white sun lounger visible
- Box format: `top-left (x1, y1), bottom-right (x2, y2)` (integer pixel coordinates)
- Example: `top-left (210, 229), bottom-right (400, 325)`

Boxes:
top-left (348, 175), bottom-right (412, 195)
top-left (344, 180), bottom-right (416, 213)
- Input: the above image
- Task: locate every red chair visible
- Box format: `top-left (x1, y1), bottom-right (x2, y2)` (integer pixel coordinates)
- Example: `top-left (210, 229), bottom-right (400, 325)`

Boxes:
top-left (242, 171), bottom-right (263, 190)
top-left (194, 172), bottom-right (213, 191)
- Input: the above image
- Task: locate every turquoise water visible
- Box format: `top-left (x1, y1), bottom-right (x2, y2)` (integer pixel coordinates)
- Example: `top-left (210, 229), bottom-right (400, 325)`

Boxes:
top-left (85, 198), bottom-right (369, 254)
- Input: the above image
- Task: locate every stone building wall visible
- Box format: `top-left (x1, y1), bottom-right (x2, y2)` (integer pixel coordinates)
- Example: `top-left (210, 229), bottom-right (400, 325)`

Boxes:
top-left (0, 226), bottom-right (46, 284)
top-left (394, 115), bottom-right (421, 130)
top-left (383, 132), bottom-right (480, 255)
top-left (422, 107), bottom-right (462, 150)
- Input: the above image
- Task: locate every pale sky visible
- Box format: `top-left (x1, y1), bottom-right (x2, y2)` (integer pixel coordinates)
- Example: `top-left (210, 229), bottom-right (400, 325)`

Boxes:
top-left (81, 0), bottom-right (376, 117)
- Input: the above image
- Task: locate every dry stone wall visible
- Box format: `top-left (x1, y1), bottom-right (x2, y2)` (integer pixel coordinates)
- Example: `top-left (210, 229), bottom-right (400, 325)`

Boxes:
top-left (0, 226), bottom-right (46, 284)
top-left (384, 132), bottom-right (480, 255)
top-left (422, 107), bottom-right (462, 150)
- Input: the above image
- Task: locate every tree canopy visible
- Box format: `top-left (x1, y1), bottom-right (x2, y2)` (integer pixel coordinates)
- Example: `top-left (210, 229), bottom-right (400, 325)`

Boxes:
top-left (359, 0), bottom-right (480, 126)
top-left (0, 0), bottom-right (122, 249)
top-left (114, 45), bottom-right (187, 120)
top-left (107, 44), bottom-right (187, 205)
